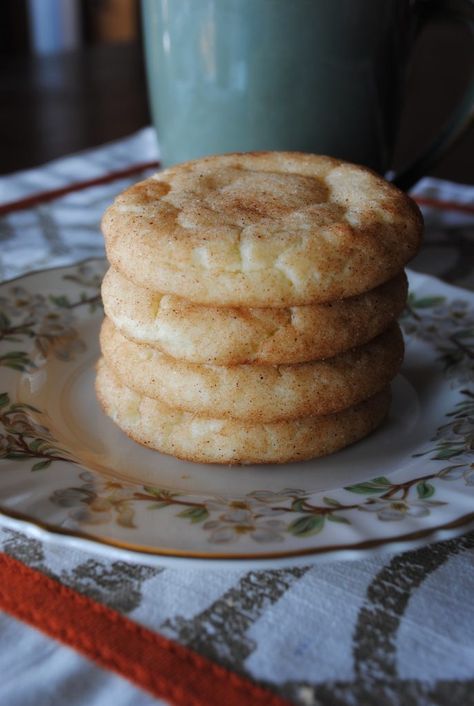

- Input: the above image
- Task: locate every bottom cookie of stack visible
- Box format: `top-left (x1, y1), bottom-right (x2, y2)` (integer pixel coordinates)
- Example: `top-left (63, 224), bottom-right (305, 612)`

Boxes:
top-left (96, 359), bottom-right (391, 465)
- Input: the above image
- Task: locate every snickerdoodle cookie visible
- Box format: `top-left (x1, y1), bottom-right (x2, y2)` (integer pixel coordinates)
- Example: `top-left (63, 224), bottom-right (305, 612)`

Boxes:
top-left (96, 359), bottom-right (391, 465)
top-left (102, 267), bottom-right (407, 364)
top-left (100, 317), bottom-right (403, 422)
top-left (102, 152), bottom-right (422, 307)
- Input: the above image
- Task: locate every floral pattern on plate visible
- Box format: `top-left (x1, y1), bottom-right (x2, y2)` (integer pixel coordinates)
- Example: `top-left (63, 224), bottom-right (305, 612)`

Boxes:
top-left (3, 389), bottom-right (471, 543)
top-left (0, 262), bottom-right (102, 370)
top-left (0, 259), bottom-right (473, 563)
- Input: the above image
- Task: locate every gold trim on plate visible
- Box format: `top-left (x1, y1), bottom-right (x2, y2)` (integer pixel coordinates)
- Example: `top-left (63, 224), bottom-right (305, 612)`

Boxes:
top-left (1, 504), bottom-right (473, 562)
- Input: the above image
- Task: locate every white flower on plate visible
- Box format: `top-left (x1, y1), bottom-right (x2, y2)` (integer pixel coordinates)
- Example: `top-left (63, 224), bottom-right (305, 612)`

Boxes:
top-left (437, 459), bottom-right (474, 485)
top-left (50, 486), bottom-right (94, 508)
top-left (68, 505), bottom-right (113, 526)
top-left (2, 410), bottom-right (52, 438)
top-left (52, 475), bottom-right (136, 528)
top-left (246, 488), bottom-right (307, 504)
top-left (205, 496), bottom-right (285, 515)
top-left (203, 498), bottom-right (287, 543)
top-left (203, 513), bottom-right (286, 544)
top-left (0, 286), bottom-right (48, 320)
top-left (435, 415), bottom-right (474, 440)
top-left (34, 307), bottom-right (86, 361)
top-left (359, 497), bottom-right (444, 521)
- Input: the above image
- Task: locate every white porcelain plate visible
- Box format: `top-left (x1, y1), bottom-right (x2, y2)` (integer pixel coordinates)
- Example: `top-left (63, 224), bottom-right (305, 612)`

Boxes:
top-left (0, 259), bottom-right (473, 568)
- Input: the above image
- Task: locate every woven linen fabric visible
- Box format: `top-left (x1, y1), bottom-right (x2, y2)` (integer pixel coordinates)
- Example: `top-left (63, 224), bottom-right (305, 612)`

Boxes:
top-left (0, 129), bottom-right (473, 706)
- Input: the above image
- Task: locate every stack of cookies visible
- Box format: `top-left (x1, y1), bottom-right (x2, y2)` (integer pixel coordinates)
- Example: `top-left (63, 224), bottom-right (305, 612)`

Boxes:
top-left (97, 152), bottom-right (422, 464)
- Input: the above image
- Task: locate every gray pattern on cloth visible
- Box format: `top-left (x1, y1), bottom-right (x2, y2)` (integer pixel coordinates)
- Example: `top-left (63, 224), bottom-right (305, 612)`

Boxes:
top-left (1, 527), bottom-right (474, 706)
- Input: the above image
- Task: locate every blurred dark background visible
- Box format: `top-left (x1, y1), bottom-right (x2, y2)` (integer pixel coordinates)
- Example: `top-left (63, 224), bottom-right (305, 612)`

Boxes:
top-left (0, 0), bottom-right (472, 182)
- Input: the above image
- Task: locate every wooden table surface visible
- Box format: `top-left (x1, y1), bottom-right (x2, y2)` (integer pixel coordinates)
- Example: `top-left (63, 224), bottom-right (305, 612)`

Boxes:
top-left (0, 26), bottom-right (472, 184)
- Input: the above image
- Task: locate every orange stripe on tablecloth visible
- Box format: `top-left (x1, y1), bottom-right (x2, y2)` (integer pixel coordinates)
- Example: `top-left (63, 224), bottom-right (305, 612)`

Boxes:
top-left (0, 553), bottom-right (291, 706)
top-left (0, 160), bottom-right (160, 216)
top-left (0, 160), bottom-right (472, 217)
top-left (413, 195), bottom-right (474, 215)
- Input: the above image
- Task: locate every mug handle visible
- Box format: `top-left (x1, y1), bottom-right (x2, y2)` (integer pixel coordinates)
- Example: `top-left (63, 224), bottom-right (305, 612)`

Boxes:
top-left (391, 0), bottom-right (474, 191)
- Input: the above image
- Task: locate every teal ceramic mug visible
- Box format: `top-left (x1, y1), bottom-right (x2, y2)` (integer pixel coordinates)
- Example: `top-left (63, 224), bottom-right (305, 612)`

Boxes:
top-left (142, 0), bottom-right (473, 189)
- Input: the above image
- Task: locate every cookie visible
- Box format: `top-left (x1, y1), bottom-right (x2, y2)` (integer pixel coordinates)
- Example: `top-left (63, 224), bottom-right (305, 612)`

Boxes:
top-left (102, 152), bottom-right (422, 307)
top-left (102, 267), bottom-right (407, 364)
top-left (96, 358), bottom-right (391, 465)
top-left (100, 317), bottom-right (403, 422)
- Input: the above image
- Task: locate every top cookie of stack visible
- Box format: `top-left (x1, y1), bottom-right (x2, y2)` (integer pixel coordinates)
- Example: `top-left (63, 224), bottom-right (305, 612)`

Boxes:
top-left (98, 152), bottom-right (422, 464)
top-left (103, 152), bottom-right (421, 308)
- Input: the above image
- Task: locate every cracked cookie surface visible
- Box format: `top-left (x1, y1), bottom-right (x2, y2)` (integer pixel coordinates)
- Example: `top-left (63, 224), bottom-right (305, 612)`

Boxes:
top-left (102, 152), bottom-right (422, 306)
top-left (102, 267), bottom-right (408, 364)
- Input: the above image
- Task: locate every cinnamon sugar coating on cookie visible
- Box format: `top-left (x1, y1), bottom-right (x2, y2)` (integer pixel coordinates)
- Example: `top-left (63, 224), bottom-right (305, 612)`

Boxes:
top-left (100, 317), bottom-right (403, 422)
top-left (102, 267), bottom-right (408, 364)
top-left (96, 359), bottom-right (391, 465)
top-left (102, 152), bottom-right (422, 307)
